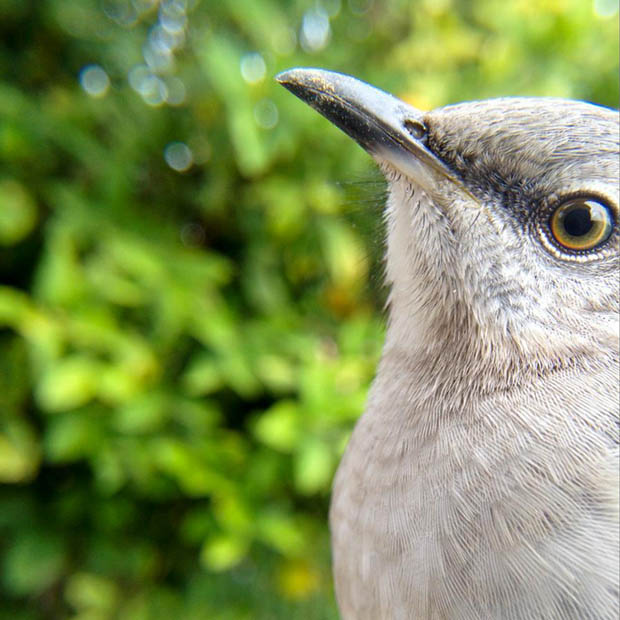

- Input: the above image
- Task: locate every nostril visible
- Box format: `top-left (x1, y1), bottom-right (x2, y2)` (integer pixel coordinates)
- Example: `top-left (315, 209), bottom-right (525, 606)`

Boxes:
top-left (404, 119), bottom-right (427, 140)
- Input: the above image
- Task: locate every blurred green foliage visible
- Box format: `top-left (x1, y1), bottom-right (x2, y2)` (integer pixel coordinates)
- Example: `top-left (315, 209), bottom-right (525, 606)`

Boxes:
top-left (0, 0), bottom-right (617, 617)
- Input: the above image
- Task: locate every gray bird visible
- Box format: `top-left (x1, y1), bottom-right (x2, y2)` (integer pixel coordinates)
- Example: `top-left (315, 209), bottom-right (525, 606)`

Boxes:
top-left (277, 68), bottom-right (619, 620)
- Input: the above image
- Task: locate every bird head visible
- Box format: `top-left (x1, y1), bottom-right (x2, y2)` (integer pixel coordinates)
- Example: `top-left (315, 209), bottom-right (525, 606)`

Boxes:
top-left (277, 69), bottom-right (619, 375)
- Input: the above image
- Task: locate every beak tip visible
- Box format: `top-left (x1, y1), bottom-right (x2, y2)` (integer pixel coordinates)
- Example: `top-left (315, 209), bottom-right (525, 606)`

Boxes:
top-left (274, 67), bottom-right (321, 90)
top-left (275, 68), bottom-right (328, 105)
top-left (274, 70), bottom-right (290, 85)
top-left (274, 69), bottom-right (308, 98)
top-left (274, 68), bottom-right (310, 86)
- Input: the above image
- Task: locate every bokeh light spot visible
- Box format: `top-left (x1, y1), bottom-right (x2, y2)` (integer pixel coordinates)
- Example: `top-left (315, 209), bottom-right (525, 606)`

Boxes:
top-left (348, 0), bottom-right (373, 14)
top-left (79, 65), bottom-right (110, 98)
top-left (143, 41), bottom-right (173, 74)
top-left (180, 222), bottom-right (206, 247)
top-left (300, 8), bottom-right (330, 52)
top-left (164, 142), bottom-right (193, 172)
top-left (254, 99), bottom-right (279, 129)
top-left (593, 0), bottom-right (618, 17)
top-left (133, 0), bottom-right (159, 15)
top-left (165, 77), bottom-right (187, 105)
top-left (149, 24), bottom-right (184, 54)
top-left (160, 0), bottom-right (188, 33)
top-left (324, 0), bottom-right (342, 17)
top-left (102, 0), bottom-right (138, 26)
top-left (128, 65), bottom-right (152, 93)
top-left (240, 53), bottom-right (267, 84)
top-left (188, 136), bottom-right (212, 164)
top-left (143, 75), bottom-right (168, 106)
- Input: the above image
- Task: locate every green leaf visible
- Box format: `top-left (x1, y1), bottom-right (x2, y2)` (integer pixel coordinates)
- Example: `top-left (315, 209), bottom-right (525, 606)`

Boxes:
top-left (0, 179), bottom-right (37, 245)
top-left (2, 532), bottom-right (65, 596)
top-left (65, 572), bottom-right (119, 612)
top-left (0, 420), bottom-right (40, 483)
top-left (200, 534), bottom-right (249, 572)
top-left (44, 409), bottom-right (104, 463)
top-left (181, 353), bottom-right (224, 396)
top-left (36, 355), bottom-right (101, 412)
top-left (256, 511), bottom-right (306, 556)
top-left (294, 439), bottom-right (334, 495)
top-left (253, 401), bottom-right (300, 452)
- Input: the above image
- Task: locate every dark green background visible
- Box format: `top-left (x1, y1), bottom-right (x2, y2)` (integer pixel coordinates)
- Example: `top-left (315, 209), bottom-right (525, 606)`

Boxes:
top-left (0, 0), bottom-right (617, 617)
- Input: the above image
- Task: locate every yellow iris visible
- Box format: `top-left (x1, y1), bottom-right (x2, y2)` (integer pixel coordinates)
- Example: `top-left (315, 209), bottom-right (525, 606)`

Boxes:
top-left (550, 198), bottom-right (613, 251)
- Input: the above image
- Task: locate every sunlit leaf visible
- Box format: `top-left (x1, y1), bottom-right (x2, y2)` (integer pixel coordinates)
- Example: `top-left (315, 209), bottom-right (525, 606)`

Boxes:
top-left (36, 355), bottom-right (102, 412)
top-left (0, 179), bottom-right (37, 245)
top-left (200, 534), bottom-right (249, 572)
top-left (253, 400), bottom-right (300, 452)
top-left (294, 438), bottom-right (334, 495)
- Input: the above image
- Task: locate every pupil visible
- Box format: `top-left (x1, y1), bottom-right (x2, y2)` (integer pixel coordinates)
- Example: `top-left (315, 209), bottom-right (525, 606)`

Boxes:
top-left (563, 207), bottom-right (592, 237)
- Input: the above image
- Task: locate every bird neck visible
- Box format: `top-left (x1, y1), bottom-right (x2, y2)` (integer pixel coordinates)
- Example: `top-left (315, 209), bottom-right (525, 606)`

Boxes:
top-left (380, 300), bottom-right (616, 422)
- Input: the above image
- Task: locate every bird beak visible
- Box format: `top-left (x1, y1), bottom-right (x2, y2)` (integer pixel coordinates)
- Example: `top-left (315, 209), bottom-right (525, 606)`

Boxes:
top-left (275, 68), bottom-right (457, 185)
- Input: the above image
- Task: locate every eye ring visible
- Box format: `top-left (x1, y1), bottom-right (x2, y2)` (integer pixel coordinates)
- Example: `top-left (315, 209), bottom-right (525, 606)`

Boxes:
top-left (549, 197), bottom-right (614, 252)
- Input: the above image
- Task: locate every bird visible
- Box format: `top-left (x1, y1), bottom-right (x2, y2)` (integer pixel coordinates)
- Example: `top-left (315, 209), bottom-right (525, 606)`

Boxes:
top-left (276, 68), bottom-right (619, 620)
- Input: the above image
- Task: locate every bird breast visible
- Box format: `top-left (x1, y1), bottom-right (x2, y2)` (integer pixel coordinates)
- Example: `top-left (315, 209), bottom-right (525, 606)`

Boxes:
top-left (329, 350), bottom-right (620, 620)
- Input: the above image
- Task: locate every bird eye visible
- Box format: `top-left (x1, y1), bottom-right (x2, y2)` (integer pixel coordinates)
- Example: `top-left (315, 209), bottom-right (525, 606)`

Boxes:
top-left (549, 198), bottom-right (613, 251)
